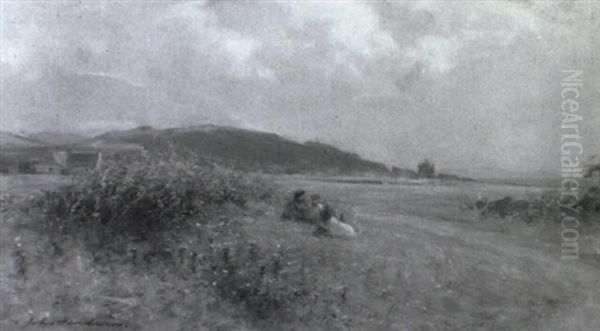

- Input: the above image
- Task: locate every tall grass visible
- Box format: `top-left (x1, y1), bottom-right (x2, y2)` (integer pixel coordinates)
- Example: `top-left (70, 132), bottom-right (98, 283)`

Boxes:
top-left (32, 152), bottom-right (271, 244)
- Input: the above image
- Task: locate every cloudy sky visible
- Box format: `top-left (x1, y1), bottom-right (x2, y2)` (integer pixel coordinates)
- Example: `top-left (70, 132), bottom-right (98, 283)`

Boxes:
top-left (1, 0), bottom-right (598, 177)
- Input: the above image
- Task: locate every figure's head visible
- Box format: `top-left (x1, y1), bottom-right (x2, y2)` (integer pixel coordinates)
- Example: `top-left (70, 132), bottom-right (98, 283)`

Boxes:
top-left (319, 204), bottom-right (334, 222)
top-left (293, 190), bottom-right (306, 201)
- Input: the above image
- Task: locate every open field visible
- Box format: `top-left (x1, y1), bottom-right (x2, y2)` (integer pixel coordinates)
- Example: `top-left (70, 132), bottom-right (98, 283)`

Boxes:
top-left (1, 174), bottom-right (599, 330)
top-left (268, 176), bottom-right (600, 330)
top-left (1, 175), bottom-right (74, 197)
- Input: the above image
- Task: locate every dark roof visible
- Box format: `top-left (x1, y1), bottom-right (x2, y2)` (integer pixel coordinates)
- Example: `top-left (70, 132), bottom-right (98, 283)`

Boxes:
top-left (35, 163), bottom-right (62, 167)
top-left (67, 152), bottom-right (99, 168)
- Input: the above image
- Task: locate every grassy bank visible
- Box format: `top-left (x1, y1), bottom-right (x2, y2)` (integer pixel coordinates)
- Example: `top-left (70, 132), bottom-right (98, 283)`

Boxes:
top-left (0, 154), bottom-right (354, 330)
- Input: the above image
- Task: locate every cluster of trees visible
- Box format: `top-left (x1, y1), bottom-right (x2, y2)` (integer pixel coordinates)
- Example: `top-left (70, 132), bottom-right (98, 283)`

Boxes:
top-left (391, 159), bottom-right (436, 179)
top-left (417, 158), bottom-right (436, 178)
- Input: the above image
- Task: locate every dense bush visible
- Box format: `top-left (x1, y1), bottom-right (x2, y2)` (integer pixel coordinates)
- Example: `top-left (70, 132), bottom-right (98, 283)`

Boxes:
top-left (473, 182), bottom-right (600, 225)
top-left (33, 152), bottom-right (272, 244)
top-left (417, 158), bottom-right (435, 178)
top-left (576, 184), bottom-right (600, 214)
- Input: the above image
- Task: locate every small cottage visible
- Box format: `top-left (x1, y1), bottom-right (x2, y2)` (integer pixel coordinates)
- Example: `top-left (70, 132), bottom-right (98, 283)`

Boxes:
top-left (34, 163), bottom-right (64, 175)
top-left (53, 149), bottom-right (101, 173)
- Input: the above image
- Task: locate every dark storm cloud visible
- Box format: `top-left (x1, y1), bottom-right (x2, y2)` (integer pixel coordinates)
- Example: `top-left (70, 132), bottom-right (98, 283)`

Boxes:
top-left (1, 1), bottom-right (598, 176)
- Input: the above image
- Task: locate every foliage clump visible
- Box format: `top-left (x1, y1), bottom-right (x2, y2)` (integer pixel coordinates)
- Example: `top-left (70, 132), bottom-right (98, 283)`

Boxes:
top-left (417, 158), bottom-right (436, 178)
top-left (33, 152), bottom-right (271, 245)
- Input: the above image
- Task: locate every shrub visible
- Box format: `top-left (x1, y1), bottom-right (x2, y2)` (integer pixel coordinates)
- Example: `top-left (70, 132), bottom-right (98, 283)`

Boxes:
top-left (32, 152), bottom-right (272, 245)
top-left (576, 184), bottom-right (600, 214)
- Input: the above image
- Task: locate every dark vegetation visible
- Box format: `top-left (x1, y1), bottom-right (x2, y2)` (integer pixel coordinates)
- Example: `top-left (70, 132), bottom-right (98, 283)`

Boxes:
top-left (414, 159), bottom-right (474, 181)
top-left (417, 158), bottom-right (435, 178)
top-left (574, 184), bottom-right (600, 214)
top-left (473, 182), bottom-right (600, 223)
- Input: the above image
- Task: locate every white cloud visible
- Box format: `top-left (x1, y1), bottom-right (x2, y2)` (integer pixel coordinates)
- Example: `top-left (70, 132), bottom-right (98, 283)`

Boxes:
top-left (158, 2), bottom-right (272, 80)
top-left (406, 35), bottom-right (459, 75)
top-left (223, 36), bottom-right (259, 64)
top-left (76, 71), bottom-right (144, 88)
top-left (286, 2), bottom-right (398, 59)
top-left (396, 1), bottom-right (545, 75)
top-left (1, 7), bottom-right (41, 72)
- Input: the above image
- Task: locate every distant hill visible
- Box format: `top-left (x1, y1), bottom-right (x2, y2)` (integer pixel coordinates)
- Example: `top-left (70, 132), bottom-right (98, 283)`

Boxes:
top-left (0, 132), bottom-right (46, 149)
top-left (89, 125), bottom-right (393, 176)
top-left (28, 132), bottom-right (88, 146)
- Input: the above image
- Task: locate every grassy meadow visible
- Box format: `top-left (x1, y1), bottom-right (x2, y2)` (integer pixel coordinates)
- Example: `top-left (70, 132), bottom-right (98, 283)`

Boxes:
top-left (1, 163), bottom-right (599, 330)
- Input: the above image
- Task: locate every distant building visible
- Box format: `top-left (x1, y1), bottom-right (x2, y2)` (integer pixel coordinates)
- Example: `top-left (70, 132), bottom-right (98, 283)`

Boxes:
top-left (0, 161), bottom-right (19, 174)
top-left (18, 161), bottom-right (37, 174)
top-left (34, 163), bottom-right (64, 175)
top-left (53, 149), bottom-right (101, 173)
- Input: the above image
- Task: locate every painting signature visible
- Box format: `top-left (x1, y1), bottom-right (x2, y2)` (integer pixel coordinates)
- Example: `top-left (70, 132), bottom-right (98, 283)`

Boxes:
top-left (17, 316), bottom-right (129, 328)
